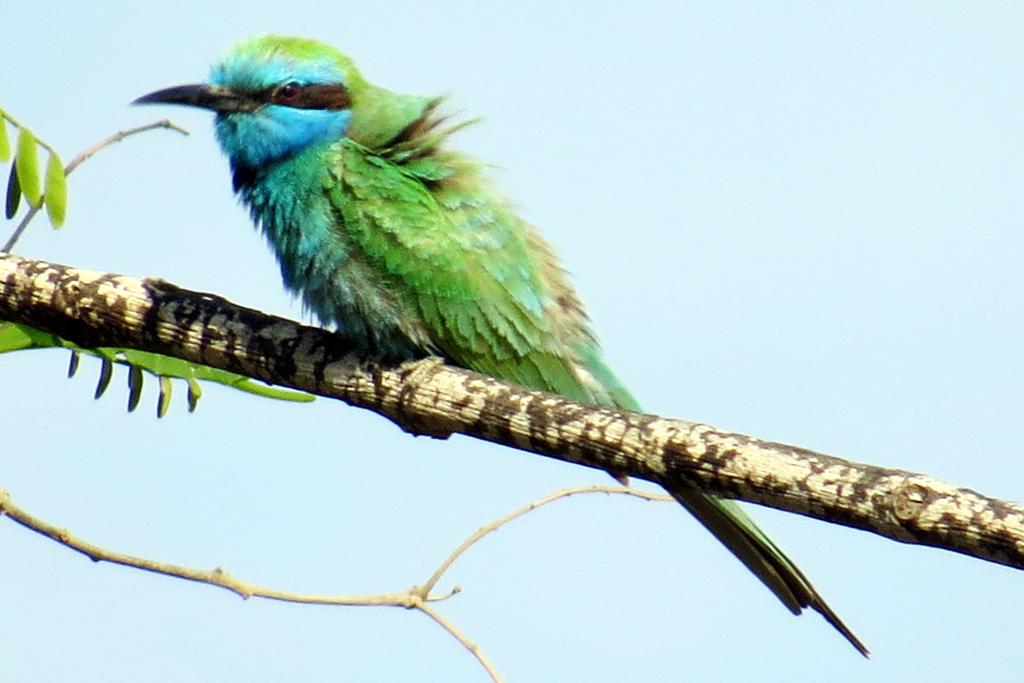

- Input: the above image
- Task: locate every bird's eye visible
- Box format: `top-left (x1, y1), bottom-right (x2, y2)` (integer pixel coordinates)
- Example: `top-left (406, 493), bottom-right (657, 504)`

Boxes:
top-left (276, 82), bottom-right (300, 101)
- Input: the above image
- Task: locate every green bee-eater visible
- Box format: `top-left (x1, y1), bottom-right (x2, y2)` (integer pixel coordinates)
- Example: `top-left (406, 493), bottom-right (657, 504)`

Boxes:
top-left (136, 34), bottom-right (865, 655)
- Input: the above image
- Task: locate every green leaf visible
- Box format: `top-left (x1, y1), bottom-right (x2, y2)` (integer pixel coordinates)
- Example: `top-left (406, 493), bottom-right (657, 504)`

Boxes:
top-left (0, 320), bottom-right (62, 350)
top-left (15, 127), bottom-right (42, 208)
top-left (157, 376), bottom-right (172, 418)
top-left (127, 364), bottom-right (143, 412)
top-left (187, 377), bottom-right (202, 412)
top-left (0, 122), bottom-right (9, 162)
top-left (0, 321), bottom-right (35, 351)
top-left (224, 378), bottom-right (316, 403)
top-left (116, 348), bottom-right (314, 403)
top-left (44, 152), bottom-right (67, 228)
top-left (0, 322), bottom-right (316, 413)
top-left (5, 162), bottom-right (20, 219)
top-left (95, 358), bottom-right (113, 399)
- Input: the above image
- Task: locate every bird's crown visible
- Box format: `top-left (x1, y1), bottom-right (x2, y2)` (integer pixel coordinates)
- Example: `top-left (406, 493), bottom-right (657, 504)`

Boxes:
top-left (210, 35), bottom-right (363, 93)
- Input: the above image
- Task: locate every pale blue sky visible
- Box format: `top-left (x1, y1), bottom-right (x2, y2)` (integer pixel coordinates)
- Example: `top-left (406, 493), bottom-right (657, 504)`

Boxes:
top-left (3, 2), bottom-right (1022, 681)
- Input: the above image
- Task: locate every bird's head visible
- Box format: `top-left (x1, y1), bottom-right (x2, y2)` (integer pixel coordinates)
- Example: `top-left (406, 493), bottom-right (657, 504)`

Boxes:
top-left (135, 35), bottom-right (433, 169)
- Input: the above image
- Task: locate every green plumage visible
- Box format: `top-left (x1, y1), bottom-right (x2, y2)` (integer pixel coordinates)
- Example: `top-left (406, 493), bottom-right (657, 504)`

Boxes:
top-left (326, 131), bottom-right (625, 406)
top-left (134, 34), bottom-right (866, 655)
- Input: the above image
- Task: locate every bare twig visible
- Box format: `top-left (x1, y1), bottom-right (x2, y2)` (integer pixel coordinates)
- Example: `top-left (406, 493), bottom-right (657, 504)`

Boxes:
top-left (62, 119), bottom-right (190, 176)
top-left (0, 484), bottom-right (671, 683)
top-left (0, 488), bottom-right (453, 607)
top-left (420, 485), bottom-right (672, 597)
top-left (2, 119), bottom-right (189, 252)
top-left (416, 602), bottom-right (504, 683)
top-left (0, 108), bottom-right (63, 157)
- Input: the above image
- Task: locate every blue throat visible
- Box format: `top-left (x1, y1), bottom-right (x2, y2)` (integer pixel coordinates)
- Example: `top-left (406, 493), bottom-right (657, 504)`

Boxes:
top-left (215, 107), bottom-right (351, 168)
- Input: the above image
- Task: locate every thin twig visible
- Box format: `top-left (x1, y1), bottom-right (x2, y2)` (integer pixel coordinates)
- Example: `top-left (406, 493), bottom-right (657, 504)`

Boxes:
top-left (419, 485), bottom-right (672, 596)
top-left (0, 484), bottom-right (673, 683)
top-left (0, 108), bottom-right (62, 157)
top-left (0, 488), bottom-right (452, 607)
top-left (416, 602), bottom-right (505, 683)
top-left (63, 119), bottom-right (189, 176)
top-left (2, 119), bottom-right (189, 252)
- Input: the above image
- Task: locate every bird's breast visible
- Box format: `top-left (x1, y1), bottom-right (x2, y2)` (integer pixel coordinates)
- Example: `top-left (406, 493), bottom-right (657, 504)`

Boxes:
top-left (235, 150), bottom-right (432, 360)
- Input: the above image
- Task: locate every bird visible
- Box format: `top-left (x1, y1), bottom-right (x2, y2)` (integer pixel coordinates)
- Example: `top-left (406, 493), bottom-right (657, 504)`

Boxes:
top-left (135, 34), bottom-right (866, 655)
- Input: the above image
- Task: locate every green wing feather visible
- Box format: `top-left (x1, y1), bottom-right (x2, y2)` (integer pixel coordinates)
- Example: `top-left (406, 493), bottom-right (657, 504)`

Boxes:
top-left (327, 139), bottom-right (625, 407)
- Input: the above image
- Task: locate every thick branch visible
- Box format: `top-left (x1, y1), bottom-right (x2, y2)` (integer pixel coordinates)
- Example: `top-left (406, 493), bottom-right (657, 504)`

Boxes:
top-left (3, 252), bottom-right (1023, 570)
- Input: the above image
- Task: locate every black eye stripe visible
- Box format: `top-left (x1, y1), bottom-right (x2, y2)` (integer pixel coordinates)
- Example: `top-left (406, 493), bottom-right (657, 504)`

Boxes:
top-left (263, 83), bottom-right (351, 110)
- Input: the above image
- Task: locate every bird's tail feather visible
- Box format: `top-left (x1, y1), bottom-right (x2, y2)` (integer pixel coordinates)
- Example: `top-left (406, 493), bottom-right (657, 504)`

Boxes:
top-left (669, 488), bottom-right (869, 656)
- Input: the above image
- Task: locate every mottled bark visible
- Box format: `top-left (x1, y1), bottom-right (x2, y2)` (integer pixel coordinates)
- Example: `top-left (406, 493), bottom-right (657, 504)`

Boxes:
top-left (3, 252), bottom-right (1023, 570)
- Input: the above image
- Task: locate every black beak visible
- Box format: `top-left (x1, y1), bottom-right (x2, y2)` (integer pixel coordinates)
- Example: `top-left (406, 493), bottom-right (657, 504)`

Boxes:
top-left (133, 84), bottom-right (252, 113)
